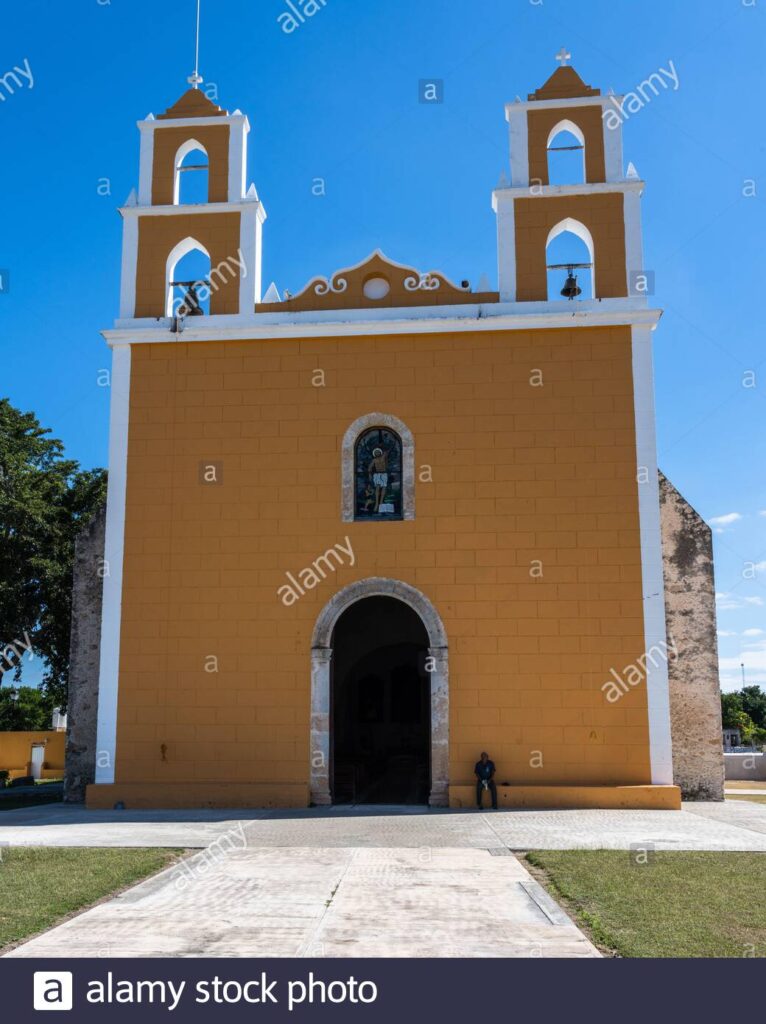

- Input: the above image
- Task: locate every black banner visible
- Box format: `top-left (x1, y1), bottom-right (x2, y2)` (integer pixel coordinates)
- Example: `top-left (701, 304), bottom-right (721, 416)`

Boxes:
top-left (1, 958), bottom-right (753, 1022)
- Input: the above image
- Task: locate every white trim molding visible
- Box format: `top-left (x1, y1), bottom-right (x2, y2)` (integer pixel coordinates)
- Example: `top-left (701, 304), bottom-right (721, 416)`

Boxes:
top-left (94, 344), bottom-right (132, 785)
top-left (119, 216), bottom-right (139, 318)
top-left (507, 105), bottom-right (529, 187)
top-left (104, 303), bottom-right (661, 346)
top-left (631, 324), bottom-right (674, 785)
top-left (493, 179), bottom-right (644, 200)
top-left (228, 117), bottom-right (249, 201)
top-left (505, 95), bottom-right (625, 115)
top-left (492, 190), bottom-right (517, 301)
top-left (623, 189), bottom-right (645, 296)
top-left (137, 125), bottom-right (155, 206)
top-left (137, 113), bottom-right (250, 133)
top-left (341, 412), bottom-right (415, 522)
top-left (310, 578), bottom-right (449, 806)
top-left (239, 205), bottom-right (262, 310)
top-left (119, 199), bottom-right (266, 219)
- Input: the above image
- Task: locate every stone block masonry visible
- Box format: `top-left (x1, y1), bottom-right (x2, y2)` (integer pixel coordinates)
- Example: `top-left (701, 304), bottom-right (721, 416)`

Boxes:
top-left (660, 473), bottom-right (725, 800)
top-left (64, 507), bottom-right (106, 802)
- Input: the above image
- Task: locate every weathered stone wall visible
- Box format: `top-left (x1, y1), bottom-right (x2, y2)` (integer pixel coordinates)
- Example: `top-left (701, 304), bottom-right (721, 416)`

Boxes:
top-left (660, 473), bottom-right (725, 800)
top-left (63, 507), bottom-right (105, 802)
top-left (725, 753), bottom-right (766, 781)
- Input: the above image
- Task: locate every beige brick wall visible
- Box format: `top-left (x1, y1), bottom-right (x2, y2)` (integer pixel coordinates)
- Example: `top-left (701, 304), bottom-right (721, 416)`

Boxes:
top-left (115, 325), bottom-right (652, 793)
top-left (135, 213), bottom-right (241, 318)
top-left (151, 124), bottom-right (230, 206)
top-left (514, 193), bottom-right (627, 301)
top-left (527, 105), bottom-right (607, 185)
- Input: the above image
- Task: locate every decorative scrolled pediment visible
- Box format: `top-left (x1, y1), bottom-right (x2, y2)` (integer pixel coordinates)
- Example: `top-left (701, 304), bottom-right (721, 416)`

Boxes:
top-left (257, 250), bottom-right (498, 313)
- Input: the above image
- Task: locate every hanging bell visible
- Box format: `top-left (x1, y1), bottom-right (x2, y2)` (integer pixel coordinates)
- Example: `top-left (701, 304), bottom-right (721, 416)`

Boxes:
top-left (560, 270), bottom-right (581, 300)
top-left (180, 282), bottom-right (205, 316)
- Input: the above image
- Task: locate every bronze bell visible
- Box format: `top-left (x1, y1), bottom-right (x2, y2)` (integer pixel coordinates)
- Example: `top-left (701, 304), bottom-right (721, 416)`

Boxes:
top-left (180, 282), bottom-right (205, 316)
top-left (561, 271), bottom-right (581, 300)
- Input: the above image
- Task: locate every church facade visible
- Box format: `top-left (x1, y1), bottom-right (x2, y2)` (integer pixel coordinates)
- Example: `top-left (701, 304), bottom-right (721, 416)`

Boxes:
top-left (84, 62), bottom-right (724, 811)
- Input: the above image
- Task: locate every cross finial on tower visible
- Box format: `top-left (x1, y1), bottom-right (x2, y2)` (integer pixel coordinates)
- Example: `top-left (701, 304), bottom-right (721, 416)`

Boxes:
top-left (187, 0), bottom-right (203, 88)
top-left (555, 47), bottom-right (572, 67)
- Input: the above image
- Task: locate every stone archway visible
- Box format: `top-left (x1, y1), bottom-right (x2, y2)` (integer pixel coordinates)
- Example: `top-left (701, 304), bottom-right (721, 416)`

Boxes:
top-left (311, 578), bottom-right (449, 807)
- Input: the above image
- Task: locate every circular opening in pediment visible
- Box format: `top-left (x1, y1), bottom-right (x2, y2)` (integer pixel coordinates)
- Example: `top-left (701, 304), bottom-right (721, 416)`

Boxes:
top-left (363, 276), bottom-right (390, 300)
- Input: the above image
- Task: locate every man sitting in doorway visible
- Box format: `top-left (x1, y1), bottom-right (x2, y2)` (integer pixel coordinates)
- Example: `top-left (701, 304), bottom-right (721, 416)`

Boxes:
top-left (474, 751), bottom-right (498, 810)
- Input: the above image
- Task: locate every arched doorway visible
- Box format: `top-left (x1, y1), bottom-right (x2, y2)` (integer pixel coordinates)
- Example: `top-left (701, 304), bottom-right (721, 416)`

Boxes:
top-left (310, 578), bottom-right (449, 807)
top-left (332, 596), bottom-right (430, 804)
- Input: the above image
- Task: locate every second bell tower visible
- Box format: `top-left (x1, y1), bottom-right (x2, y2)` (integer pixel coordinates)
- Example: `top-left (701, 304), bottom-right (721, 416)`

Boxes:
top-left (118, 86), bottom-right (266, 322)
top-left (493, 55), bottom-right (645, 305)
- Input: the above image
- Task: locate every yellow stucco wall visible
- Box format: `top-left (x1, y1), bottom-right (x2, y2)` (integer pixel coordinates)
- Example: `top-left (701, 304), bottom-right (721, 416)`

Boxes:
top-left (109, 324), bottom-right (652, 801)
top-left (0, 731), bottom-right (65, 775)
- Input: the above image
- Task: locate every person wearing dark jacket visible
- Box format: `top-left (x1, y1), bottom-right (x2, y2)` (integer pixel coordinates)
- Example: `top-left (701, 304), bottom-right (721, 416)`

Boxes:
top-left (474, 751), bottom-right (498, 810)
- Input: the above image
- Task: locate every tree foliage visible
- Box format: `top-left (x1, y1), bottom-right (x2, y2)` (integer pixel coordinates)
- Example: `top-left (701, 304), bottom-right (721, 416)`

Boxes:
top-left (0, 686), bottom-right (54, 731)
top-left (721, 687), bottom-right (766, 747)
top-left (740, 686), bottom-right (766, 730)
top-left (0, 398), bottom-right (106, 709)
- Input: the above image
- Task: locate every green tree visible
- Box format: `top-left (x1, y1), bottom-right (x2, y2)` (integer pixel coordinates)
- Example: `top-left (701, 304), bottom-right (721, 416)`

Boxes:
top-left (740, 685), bottom-right (766, 730)
top-left (0, 686), bottom-right (53, 731)
top-left (0, 399), bottom-right (106, 710)
top-left (721, 691), bottom-right (743, 729)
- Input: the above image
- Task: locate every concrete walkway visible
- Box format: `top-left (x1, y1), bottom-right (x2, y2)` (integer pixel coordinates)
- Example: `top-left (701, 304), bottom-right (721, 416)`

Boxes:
top-left (6, 801), bottom-right (766, 959)
top-left (5, 846), bottom-right (599, 959)
top-left (2, 800), bottom-right (766, 850)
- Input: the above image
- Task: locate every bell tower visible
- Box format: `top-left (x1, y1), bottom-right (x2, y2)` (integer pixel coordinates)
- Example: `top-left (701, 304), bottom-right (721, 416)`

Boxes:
top-left (118, 85), bottom-right (266, 323)
top-left (492, 52), bottom-right (645, 304)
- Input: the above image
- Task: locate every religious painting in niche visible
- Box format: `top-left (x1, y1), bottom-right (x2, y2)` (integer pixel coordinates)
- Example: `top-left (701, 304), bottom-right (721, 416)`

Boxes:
top-left (354, 427), bottom-right (403, 520)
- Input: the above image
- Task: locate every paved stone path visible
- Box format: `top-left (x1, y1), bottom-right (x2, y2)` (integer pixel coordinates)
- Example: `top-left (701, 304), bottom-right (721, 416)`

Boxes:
top-left (6, 847), bottom-right (598, 959)
top-left (3, 801), bottom-right (766, 851)
top-left (6, 801), bottom-right (766, 958)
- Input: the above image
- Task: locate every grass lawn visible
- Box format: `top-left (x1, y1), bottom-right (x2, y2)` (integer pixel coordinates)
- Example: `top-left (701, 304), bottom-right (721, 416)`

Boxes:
top-left (726, 781), bottom-right (766, 791)
top-left (0, 847), bottom-right (181, 952)
top-left (727, 795), bottom-right (766, 804)
top-left (526, 851), bottom-right (766, 958)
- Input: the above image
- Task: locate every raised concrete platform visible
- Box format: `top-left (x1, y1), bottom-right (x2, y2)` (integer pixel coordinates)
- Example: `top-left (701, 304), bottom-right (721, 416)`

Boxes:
top-left (86, 782), bottom-right (682, 811)
top-left (449, 784), bottom-right (682, 811)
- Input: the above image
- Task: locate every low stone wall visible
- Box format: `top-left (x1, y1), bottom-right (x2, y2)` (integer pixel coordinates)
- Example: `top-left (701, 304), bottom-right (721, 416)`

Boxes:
top-left (64, 508), bottom-right (106, 802)
top-left (724, 753), bottom-right (766, 781)
top-left (660, 473), bottom-right (725, 800)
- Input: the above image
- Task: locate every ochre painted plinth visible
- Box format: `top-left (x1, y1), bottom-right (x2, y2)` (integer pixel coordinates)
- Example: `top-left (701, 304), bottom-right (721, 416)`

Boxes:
top-left (86, 782), bottom-right (309, 810)
top-left (86, 782), bottom-right (681, 811)
top-left (449, 784), bottom-right (682, 811)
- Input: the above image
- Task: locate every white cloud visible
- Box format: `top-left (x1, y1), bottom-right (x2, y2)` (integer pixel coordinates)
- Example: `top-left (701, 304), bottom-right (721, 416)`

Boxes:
top-left (717, 630), bottom-right (737, 637)
top-left (708, 512), bottom-right (743, 531)
top-left (721, 650), bottom-right (766, 673)
top-left (743, 629), bottom-right (765, 637)
top-left (759, 511), bottom-right (766, 518)
top-left (716, 593), bottom-right (765, 611)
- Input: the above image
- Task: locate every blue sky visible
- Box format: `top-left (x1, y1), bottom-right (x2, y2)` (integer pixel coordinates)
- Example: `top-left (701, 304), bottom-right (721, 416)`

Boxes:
top-left (1, 0), bottom-right (764, 692)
